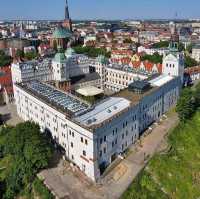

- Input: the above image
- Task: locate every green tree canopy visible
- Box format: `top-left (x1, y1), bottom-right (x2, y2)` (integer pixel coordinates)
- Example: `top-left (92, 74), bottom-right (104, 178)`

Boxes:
top-left (0, 122), bottom-right (53, 198)
top-left (141, 52), bottom-right (163, 64)
top-left (0, 50), bottom-right (12, 67)
top-left (73, 46), bottom-right (111, 58)
top-left (176, 88), bottom-right (195, 121)
top-left (15, 49), bottom-right (24, 58)
top-left (185, 55), bottom-right (198, 68)
top-left (152, 41), bottom-right (169, 48)
top-left (24, 51), bottom-right (38, 60)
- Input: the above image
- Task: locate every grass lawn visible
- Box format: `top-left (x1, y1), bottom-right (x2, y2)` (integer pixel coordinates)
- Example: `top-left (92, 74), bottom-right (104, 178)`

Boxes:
top-left (121, 111), bottom-right (200, 199)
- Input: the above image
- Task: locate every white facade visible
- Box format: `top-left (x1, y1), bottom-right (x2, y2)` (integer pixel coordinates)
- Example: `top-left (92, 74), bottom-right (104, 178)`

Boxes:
top-left (66, 54), bottom-right (90, 78)
top-left (93, 60), bottom-right (149, 92)
top-left (52, 56), bottom-right (68, 81)
top-left (14, 73), bottom-right (181, 181)
top-left (162, 52), bottom-right (185, 82)
top-left (138, 46), bottom-right (170, 56)
top-left (11, 59), bottom-right (53, 83)
top-left (192, 47), bottom-right (200, 62)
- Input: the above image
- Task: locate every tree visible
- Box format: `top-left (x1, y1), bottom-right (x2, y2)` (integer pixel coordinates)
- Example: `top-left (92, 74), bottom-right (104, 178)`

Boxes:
top-left (178, 43), bottom-right (185, 52)
top-left (15, 49), bottom-right (24, 59)
top-left (152, 41), bottom-right (169, 48)
top-left (73, 46), bottom-right (111, 58)
top-left (0, 50), bottom-right (12, 67)
top-left (24, 51), bottom-right (38, 60)
top-left (176, 88), bottom-right (195, 121)
top-left (124, 38), bottom-right (132, 43)
top-left (185, 55), bottom-right (198, 68)
top-left (186, 44), bottom-right (192, 54)
top-left (194, 82), bottom-right (200, 108)
top-left (141, 52), bottom-right (163, 64)
top-left (0, 122), bottom-right (53, 198)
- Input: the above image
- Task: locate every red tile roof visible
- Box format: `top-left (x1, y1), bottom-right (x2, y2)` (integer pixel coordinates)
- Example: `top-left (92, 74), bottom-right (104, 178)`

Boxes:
top-left (185, 66), bottom-right (200, 74)
top-left (0, 66), bottom-right (13, 94)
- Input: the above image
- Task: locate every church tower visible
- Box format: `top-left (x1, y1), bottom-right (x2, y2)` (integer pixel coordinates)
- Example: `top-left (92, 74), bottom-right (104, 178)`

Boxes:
top-left (63, 0), bottom-right (72, 31)
top-left (162, 23), bottom-right (184, 83)
top-left (52, 46), bottom-right (69, 81)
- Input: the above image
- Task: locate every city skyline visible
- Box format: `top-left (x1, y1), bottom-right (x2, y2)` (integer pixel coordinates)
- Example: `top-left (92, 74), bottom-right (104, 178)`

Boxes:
top-left (0, 0), bottom-right (200, 20)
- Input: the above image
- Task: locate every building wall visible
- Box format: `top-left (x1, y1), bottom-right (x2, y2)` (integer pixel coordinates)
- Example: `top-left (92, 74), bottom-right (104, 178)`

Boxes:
top-left (94, 106), bottom-right (139, 169)
top-left (192, 48), bottom-right (200, 62)
top-left (105, 68), bottom-right (147, 92)
top-left (11, 60), bottom-right (53, 83)
top-left (14, 84), bottom-right (98, 181)
top-left (162, 53), bottom-right (184, 83)
top-left (93, 77), bottom-right (180, 172)
top-left (13, 76), bottom-right (180, 181)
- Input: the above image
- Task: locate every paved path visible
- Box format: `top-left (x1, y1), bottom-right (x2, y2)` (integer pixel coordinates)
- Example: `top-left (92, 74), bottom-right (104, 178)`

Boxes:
top-left (39, 112), bottom-right (179, 199)
top-left (99, 112), bottom-right (178, 199)
top-left (0, 103), bottom-right (22, 126)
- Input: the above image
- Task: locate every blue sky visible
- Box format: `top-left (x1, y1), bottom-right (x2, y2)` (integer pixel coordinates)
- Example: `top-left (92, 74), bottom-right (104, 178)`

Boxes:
top-left (0, 0), bottom-right (200, 20)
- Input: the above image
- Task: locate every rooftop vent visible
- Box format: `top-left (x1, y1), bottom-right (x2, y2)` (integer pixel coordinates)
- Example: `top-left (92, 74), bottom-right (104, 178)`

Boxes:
top-left (87, 119), bottom-right (92, 124)
top-left (107, 109), bottom-right (112, 113)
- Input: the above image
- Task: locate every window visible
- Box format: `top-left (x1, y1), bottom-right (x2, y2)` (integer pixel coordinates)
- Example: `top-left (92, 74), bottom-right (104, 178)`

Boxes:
top-left (72, 132), bottom-right (74, 137)
top-left (126, 130), bottom-right (128, 136)
top-left (99, 150), bottom-right (102, 157)
top-left (69, 130), bottom-right (71, 135)
top-left (104, 136), bottom-right (106, 142)
top-left (72, 155), bottom-right (74, 160)
top-left (113, 130), bottom-right (115, 136)
top-left (112, 141), bottom-right (114, 148)
top-left (71, 142), bottom-right (73, 148)
top-left (115, 139), bottom-right (117, 145)
top-left (83, 150), bottom-right (86, 156)
top-left (81, 137), bottom-right (83, 143)
top-left (122, 133), bottom-right (124, 139)
top-left (103, 147), bottom-right (106, 154)
top-left (85, 139), bottom-right (88, 145)
top-left (100, 138), bottom-right (103, 144)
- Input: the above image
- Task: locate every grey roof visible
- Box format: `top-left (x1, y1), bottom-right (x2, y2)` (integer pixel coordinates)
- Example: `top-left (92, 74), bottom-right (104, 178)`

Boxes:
top-left (19, 81), bottom-right (90, 116)
top-left (128, 80), bottom-right (150, 91)
top-left (71, 72), bottom-right (101, 85)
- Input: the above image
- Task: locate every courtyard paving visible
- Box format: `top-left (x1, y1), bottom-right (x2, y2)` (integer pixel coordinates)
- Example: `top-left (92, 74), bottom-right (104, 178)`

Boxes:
top-left (0, 103), bottom-right (22, 126)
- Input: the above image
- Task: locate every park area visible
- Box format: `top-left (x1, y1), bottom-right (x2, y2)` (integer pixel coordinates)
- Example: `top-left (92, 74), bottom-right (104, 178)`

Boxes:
top-left (121, 110), bottom-right (200, 199)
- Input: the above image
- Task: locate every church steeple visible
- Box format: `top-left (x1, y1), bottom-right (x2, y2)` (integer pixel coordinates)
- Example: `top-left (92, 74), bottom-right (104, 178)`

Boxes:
top-left (65, 0), bottom-right (70, 20)
top-left (63, 0), bottom-right (72, 31)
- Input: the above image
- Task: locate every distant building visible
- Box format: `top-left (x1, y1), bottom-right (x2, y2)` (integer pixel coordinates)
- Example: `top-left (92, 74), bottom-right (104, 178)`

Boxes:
top-left (62, 0), bottom-right (72, 31)
top-left (192, 44), bottom-right (200, 62)
top-left (11, 59), bottom-right (53, 83)
top-left (50, 26), bottom-right (72, 50)
top-left (0, 66), bottom-right (14, 103)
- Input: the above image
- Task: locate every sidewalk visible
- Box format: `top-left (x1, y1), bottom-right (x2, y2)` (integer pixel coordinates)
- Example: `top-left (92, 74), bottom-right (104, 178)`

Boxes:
top-left (99, 112), bottom-right (178, 199)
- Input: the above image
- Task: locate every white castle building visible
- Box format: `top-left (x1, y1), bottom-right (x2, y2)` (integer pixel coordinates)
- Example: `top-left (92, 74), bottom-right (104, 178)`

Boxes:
top-left (13, 40), bottom-right (184, 181)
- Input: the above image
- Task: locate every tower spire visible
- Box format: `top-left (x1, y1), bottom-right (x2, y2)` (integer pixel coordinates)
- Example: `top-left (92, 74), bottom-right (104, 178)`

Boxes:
top-left (65, 0), bottom-right (70, 20)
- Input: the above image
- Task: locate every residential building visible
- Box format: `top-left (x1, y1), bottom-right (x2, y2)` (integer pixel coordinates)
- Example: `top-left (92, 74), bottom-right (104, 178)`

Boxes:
top-left (192, 44), bottom-right (200, 62)
top-left (11, 59), bottom-right (53, 83)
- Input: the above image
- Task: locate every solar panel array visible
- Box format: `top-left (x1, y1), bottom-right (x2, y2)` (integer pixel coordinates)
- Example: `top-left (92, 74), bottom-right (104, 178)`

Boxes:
top-left (26, 81), bottom-right (89, 114)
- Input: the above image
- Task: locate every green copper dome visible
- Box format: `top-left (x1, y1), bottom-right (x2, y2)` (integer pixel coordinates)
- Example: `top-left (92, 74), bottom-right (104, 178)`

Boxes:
top-left (54, 47), bottom-right (66, 62)
top-left (53, 26), bottom-right (72, 39)
top-left (97, 55), bottom-right (109, 65)
top-left (54, 52), bottom-right (66, 62)
top-left (65, 48), bottom-right (75, 56)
